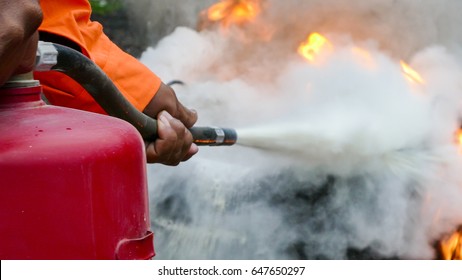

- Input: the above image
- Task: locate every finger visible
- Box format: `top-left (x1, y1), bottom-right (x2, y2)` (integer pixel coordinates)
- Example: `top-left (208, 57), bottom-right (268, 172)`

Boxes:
top-left (160, 83), bottom-right (197, 128)
top-left (156, 111), bottom-right (178, 142)
top-left (164, 114), bottom-right (192, 162)
top-left (143, 82), bottom-right (198, 128)
top-left (160, 111), bottom-right (197, 164)
top-left (176, 102), bottom-right (198, 128)
top-left (174, 127), bottom-right (195, 162)
top-left (181, 143), bottom-right (199, 162)
top-left (146, 112), bottom-right (177, 163)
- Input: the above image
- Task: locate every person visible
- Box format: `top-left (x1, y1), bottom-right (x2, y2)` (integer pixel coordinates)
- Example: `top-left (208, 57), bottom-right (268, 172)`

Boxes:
top-left (0, 0), bottom-right (43, 86)
top-left (33, 0), bottom-right (198, 166)
top-left (1, 0), bottom-right (198, 166)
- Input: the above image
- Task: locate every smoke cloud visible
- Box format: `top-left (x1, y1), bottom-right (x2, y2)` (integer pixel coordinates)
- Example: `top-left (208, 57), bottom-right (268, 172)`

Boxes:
top-left (138, 0), bottom-right (462, 259)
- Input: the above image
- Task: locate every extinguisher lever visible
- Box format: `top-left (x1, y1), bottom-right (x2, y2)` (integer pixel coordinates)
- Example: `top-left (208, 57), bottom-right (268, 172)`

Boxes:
top-left (35, 41), bottom-right (58, 72)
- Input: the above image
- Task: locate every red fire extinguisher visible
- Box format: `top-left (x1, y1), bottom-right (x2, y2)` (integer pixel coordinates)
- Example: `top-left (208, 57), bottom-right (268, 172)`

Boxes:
top-left (0, 75), bottom-right (154, 259)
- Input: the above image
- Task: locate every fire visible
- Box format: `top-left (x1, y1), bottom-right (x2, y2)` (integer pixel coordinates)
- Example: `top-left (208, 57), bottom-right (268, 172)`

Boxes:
top-left (438, 132), bottom-right (462, 260)
top-left (297, 33), bottom-right (333, 63)
top-left (200, 3), bottom-right (460, 259)
top-left (400, 61), bottom-right (425, 84)
top-left (456, 129), bottom-right (462, 154)
top-left (296, 33), bottom-right (425, 85)
top-left (439, 228), bottom-right (462, 260)
top-left (205, 0), bottom-right (261, 28)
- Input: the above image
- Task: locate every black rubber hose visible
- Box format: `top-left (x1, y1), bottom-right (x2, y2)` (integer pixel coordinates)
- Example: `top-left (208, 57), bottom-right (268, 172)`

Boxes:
top-left (51, 43), bottom-right (158, 141)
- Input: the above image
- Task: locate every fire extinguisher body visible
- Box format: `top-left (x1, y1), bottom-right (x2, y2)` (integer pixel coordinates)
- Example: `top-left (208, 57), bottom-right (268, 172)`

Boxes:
top-left (0, 82), bottom-right (154, 259)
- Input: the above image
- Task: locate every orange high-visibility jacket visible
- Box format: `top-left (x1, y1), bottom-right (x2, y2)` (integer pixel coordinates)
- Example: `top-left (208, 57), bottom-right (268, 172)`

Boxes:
top-left (34, 0), bottom-right (161, 114)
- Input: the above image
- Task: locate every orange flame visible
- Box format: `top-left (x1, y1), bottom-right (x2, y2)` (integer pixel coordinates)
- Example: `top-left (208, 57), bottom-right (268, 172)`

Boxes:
top-left (439, 228), bottom-right (462, 260)
top-left (298, 33), bottom-right (333, 63)
top-left (400, 61), bottom-right (425, 84)
top-left (438, 132), bottom-right (462, 260)
top-left (456, 129), bottom-right (462, 154)
top-left (206, 0), bottom-right (261, 28)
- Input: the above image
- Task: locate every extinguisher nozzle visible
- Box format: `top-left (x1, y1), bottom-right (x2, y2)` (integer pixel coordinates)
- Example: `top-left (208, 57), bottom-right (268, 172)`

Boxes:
top-left (189, 127), bottom-right (237, 146)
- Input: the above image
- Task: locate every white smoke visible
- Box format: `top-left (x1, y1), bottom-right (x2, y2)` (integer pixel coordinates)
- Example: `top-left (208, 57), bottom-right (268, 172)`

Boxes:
top-left (139, 0), bottom-right (462, 259)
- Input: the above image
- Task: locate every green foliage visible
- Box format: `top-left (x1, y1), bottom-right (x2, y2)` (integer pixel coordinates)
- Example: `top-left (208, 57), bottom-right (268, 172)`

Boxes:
top-left (89, 0), bottom-right (124, 15)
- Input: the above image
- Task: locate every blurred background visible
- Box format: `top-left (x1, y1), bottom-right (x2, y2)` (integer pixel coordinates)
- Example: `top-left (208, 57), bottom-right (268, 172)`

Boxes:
top-left (89, 0), bottom-right (215, 57)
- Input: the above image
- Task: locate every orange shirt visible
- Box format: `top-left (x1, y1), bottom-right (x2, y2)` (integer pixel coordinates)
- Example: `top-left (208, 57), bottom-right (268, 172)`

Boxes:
top-left (34, 0), bottom-right (161, 114)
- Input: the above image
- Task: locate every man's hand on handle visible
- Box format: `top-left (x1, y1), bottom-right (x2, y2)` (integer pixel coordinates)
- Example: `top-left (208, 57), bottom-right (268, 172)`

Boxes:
top-left (143, 83), bottom-right (199, 165)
